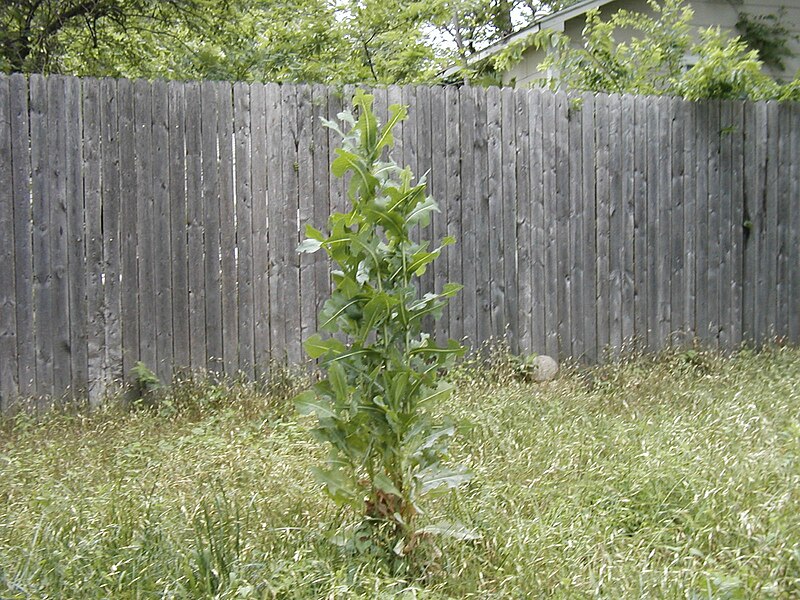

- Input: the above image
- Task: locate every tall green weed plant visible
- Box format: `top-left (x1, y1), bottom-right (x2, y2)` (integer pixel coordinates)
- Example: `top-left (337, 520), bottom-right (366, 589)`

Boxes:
top-left (294, 90), bottom-right (473, 562)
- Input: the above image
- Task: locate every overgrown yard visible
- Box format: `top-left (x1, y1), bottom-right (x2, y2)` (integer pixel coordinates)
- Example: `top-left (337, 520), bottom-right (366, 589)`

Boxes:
top-left (1, 348), bottom-right (799, 598)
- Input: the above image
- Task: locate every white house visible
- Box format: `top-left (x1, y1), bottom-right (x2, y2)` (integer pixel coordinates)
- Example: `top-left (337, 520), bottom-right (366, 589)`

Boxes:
top-left (451, 0), bottom-right (800, 86)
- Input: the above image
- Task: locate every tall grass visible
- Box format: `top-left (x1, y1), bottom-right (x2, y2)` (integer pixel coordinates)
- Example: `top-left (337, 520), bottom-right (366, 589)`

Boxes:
top-left (1, 348), bottom-right (798, 598)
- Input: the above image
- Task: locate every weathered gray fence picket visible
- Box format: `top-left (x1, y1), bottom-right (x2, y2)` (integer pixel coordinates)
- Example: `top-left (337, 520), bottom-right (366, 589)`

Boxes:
top-left (1, 74), bottom-right (798, 408)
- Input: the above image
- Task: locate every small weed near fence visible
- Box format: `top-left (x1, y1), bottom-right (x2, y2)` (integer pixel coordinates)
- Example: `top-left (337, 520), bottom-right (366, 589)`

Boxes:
top-left (1, 347), bottom-right (799, 598)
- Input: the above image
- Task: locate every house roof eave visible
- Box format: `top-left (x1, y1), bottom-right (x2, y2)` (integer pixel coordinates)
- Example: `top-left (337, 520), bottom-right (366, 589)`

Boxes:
top-left (464, 0), bottom-right (619, 66)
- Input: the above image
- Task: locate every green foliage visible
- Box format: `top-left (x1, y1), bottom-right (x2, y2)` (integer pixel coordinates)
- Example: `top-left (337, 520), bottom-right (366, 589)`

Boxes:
top-left (1, 0), bottom-right (447, 84)
top-left (538, 0), bottom-right (799, 101)
top-left (294, 90), bottom-right (471, 559)
top-left (736, 9), bottom-right (797, 73)
top-left (2, 0), bottom-right (588, 85)
top-left (128, 361), bottom-right (162, 406)
top-left (0, 0), bottom-right (220, 75)
top-left (676, 27), bottom-right (781, 101)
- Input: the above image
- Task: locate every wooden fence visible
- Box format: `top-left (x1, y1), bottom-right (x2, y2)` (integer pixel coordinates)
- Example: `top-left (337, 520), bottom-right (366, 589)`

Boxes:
top-left (0, 74), bottom-right (798, 407)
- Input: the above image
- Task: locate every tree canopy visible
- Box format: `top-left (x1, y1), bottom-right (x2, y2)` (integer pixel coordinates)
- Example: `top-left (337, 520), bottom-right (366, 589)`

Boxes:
top-left (4, 0), bottom-right (796, 100)
top-left (0, 0), bottom-right (573, 83)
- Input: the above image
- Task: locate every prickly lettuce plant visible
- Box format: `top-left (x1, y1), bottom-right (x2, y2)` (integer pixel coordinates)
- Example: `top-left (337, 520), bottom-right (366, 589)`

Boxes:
top-left (294, 90), bottom-right (473, 559)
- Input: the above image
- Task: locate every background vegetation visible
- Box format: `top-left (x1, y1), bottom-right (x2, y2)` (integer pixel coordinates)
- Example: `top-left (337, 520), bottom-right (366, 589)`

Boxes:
top-left (5, 0), bottom-right (798, 100)
top-left (0, 0), bottom-right (568, 82)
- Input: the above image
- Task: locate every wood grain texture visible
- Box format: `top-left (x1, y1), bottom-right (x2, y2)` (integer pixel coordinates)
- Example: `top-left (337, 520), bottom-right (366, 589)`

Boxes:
top-left (82, 78), bottom-right (104, 404)
top-left (620, 95), bottom-right (636, 348)
top-left (429, 86), bottom-right (448, 345)
top-left (694, 102), bottom-right (710, 347)
top-left (729, 101), bottom-right (744, 347)
top-left (265, 83), bottom-right (286, 363)
top-left (117, 79), bottom-right (139, 379)
top-left (66, 77), bottom-right (88, 396)
top-left (655, 96), bottom-right (671, 349)
top-left (514, 89), bottom-right (532, 355)
top-left (10, 74), bottom-right (34, 397)
top-left (100, 78), bottom-right (122, 390)
top-left (297, 84), bottom-right (315, 362)
top-left (706, 100), bottom-right (721, 349)
top-left (668, 97), bottom-right (685, 347)
top-left (486, 87), bottom-right (504, 344)
top-left (681, 99), bottom-right (696, 341)
top-left (718, 100), bottom-right (734, 349)
top-left (529, 89), bottom-right (546, 355)
top-left (250, 82), bottom-right (270, 374)
top-left (48, 76), bottom-right (72, 397)
top-left (741, 101), bottom-right (756, 342)
top-left (445, 86), bottom-right (463, 343)
top-left (0, 76), bottom-right (17, 408)
top-left (30, 75), bottom-right (54, 398)
top-left (235, 82), bottom-right (255, 378)
top-left (754, 102), bottom-right (769, 345)
top-left (595, 93), bottom-right (610, 359)
top-left (184, 81), bottom-right (206, 371)
top-left (280, 85), bottom-right (302, 365)
top-left (567, 93), bottom-right (584, 362)
top-left (134, 79), bottom-right (156, 373)
top-left (415, 86), bottom-right (435, 335)
top-left (790, 103), bottom-right (800, 344)
top-left (501, 88), bottom-right (518, 352)
top-left (231, 82), bottom-right (255, 379)
top-left (644, 97), bottom-right (659, 352)
top-left (168, 81), bottom-right (189, 372)
top-left (580, 92), bottom-right (596, 362)
top-left (471, 87), bottom-right (491, 350)
top-left (764, 102), bottom-right (779, 343)
top-left (633, 95), bottom-right (648, 353)
top-left (201, 81), bottom-right (223, 373)
top-left (776, 102), bottom-right (791, 339)
top-left (554, 91), bottom-right (570, 359)
top-left (152, 80), bottom-right (173, 382)
top-left (541, 90), bottom-right (557, 357)
top-left (607, 93), bottom-right (622, 357)
top-left (310, 84), bottom-right (329, 341)
top-left (217, 81), bottom-right (238, 376)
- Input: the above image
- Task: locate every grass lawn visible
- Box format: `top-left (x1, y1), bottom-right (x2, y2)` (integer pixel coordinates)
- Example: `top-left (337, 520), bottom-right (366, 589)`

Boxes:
top-left (1, 348), bottom-right (799, 598)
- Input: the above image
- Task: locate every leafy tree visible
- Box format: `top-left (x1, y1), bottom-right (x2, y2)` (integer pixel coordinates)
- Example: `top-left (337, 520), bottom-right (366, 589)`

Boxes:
top-left (533, 0), bottom-right (799, 101)
top-left (1, 0), bottom-right (447, 83)
top-left (0, 0), bottom-right (225, 75)
top-left (294, 90), bottom-right (473, 561)
top-left (1, 0), bottom-right (580, 84)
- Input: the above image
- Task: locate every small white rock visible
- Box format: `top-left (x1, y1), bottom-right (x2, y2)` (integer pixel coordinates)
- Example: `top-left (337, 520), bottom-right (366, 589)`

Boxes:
top-left (531, 355), bottom-right (559, 382)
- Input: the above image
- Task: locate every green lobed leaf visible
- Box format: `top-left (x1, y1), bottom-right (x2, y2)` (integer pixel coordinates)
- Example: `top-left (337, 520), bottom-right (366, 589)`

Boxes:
top-left (418, 381), bottom-right (456, 406)
top-left (312, 466), bottom-right (360, 508)
top-left (328, 361), bottom-right (349, 402)
top-left (373, 472), bottom-right (402, 497)
top-left (297, 238), bottom-right (322, 253)
top-left (417, 465), bottom-right (473, 495)
top-left (417, 521), bottom-right (481, 541)
top-left (375, 104), bottom-right (407, 155)
top-left (304, 334), bottom-right (346, 359)
top-left (295, 390), bottom-right (337, 419)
